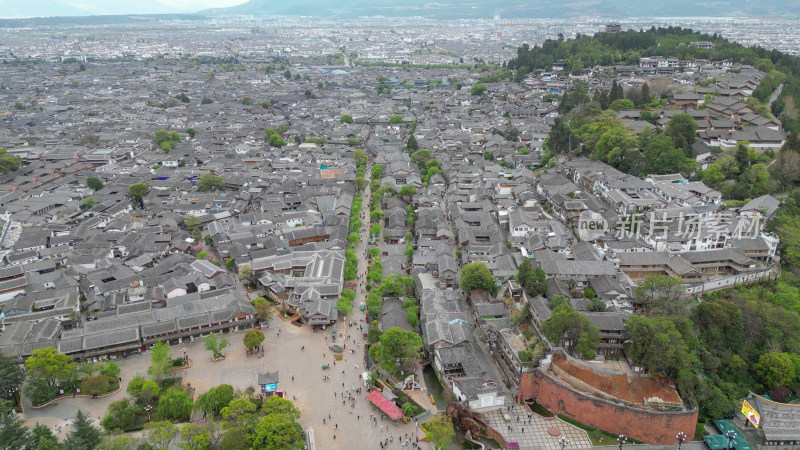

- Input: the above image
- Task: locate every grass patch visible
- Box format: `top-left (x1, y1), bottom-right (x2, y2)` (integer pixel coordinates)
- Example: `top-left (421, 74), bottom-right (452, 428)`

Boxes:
top-left (694, 422), bottom-right (708, 441)
top-left (557, 414), bottom-right (642, 446)
top-left (525, 400), bottom-right (554, 418)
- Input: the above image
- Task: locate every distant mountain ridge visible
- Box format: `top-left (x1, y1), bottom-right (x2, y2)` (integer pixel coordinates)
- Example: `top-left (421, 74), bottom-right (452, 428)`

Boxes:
top-left (0, 14), bottom-right (208, 28)
top-left (201, 0), bottom-right (800, 18)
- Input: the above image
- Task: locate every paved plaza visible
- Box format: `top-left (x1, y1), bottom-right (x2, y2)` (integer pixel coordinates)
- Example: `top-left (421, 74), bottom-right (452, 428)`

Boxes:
top-left (21, 316), bottom-right (430, 449)
top-left (482, 407), bottom-right (592, 449)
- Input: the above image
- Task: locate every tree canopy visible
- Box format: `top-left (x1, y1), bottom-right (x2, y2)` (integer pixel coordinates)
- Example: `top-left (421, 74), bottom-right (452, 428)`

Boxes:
top-left (158, 387), bottom-right (193, 421)
top-left (368, 326), bottom-right (423, 373)
top-left (0, 352), bottom-right (24, 400)
top-left (86, 176), bottom-right (104, 191)
top-left (626, 316), bottom-right (693, 385)
top-left (459, 262), bottom-right (495, 293)
top-left (0, 148), bottom-right (22, 175)
top-left (196, 384), bottom-right (234, 417)
top-left (25, 346), bottom-right (73, 386)
top-left (516, 259), bottom-right (548, 297)
top-left (244, 329), bottom-right (265, 351)
top-left (541, 303), bottom-right (601, 359)
top-left (425, 416), bottom-right (455, 449)
top-left (634, 275), bottom-right (684, 316)
top-left (197, 173), bottom-right (224, 191)
top-left (147, 341), bottom-right (172, 380)
top-left (65, 410), bottom-right (102, 450)
top-left (128, 183), bottom-right (149, 208)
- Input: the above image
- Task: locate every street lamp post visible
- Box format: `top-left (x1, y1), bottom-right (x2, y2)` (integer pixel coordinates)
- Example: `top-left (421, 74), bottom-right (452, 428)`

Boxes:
top-left (617, 434), bottom-right (627, 450)
top-left (676, 431), bottom-right (688, 450)
top-left (182, 347), bottom-right (187, 362)
top-left (725, 430), bottom-right (736, 450)
top-left (559, 437), bottom-right (570, 450)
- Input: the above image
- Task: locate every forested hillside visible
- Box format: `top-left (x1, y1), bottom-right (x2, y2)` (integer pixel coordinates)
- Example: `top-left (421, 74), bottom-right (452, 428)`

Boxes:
top-left (511, 28), bottom-right (800, 421)
top-left (509, 27), bottom-right (800, 132)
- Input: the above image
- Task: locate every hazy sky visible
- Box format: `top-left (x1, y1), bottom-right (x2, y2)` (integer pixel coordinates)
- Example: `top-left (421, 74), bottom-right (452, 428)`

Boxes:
top-left (0, 0), bottom-right (247, 18)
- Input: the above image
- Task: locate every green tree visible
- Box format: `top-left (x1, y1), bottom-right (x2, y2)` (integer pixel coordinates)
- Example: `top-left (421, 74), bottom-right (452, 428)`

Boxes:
top-left (425, 416), bottom-right (455, 449)
top-left (736, 163), bottom-right (769, 199)
top-left (185, 128), bottom-right (198, 138)
top-left (86, 177), bottom-right (104, 191)
top-left (201, 97), bottom-right (213, 104)
top-left (97, 434), bottom-right (144, 450)
top-left (610, 98), bottom-right (635, 111)
top-left (587, 298), bottom-right (606, 312)
top-left (367, 320), bottom-right (382, 344)
top-left (268, 133), bottom-right (286, 147)
top-left (340, 114), bottom-right (353, 124)
top-left (0, 413), bottom-right (28, 450)
top-left (549, 294), bottom-right (569, 310)
top-left (471, 83), bottom-right (487, 96)
top-left (0, 148), bottom-right (22, 174)
top-left (25, 347), bottom-right (73, 386)
top-left (29, 422), bottom-right (60, 449)
top-left (179, 423), bottom-right (212, 450)
top-left (367, 327), bottom-right (423, 372)
top-left (0, 351), bottom-right (24, 400)
top-left (666, 113), bottom-right (697, 155)
top-left (255, 302), bottom-right (273, 324)
top-left (692, 299), bottom-right (745, 354)
top-left (158, 388), bottom-right (193, 421)
top-left (80, 375), bottom-right (110, 395)
top-left (406, 134), bottom-right (419, 151)
top-left (101, 399), bottom-right (143, 431)
top-left (241, 97), bottom-right (252, 105)
top-left (129, 183), bottom-right (149, 208)
top-left (516, 259), bottom-right (548, 297)
top-left (337, 289), bottom-right (356, 315)
top-left (643, 133), bottom-right (692, 175)
top-left (516, 258), bottom-right (534, 289)
top-left (101, 361), bottom-right (120, 379)
top-left (640, 82), bottom-right (651, 105)
top-left (79, 196), bottom-right (97, 210)
top-left (243, 329), bottom-right (265, 351)
top-left (389, 115), bottom-right (403, 124)
top-left (610, 80), bottom-right (623, 102)
top-left (634, 275), bottom-right (684, 316)
top-left (65, 410), bottom-right (102, 450)
top-left (261, 396), bottom-right (300, 419)
top-left (154, 130), bottom-right (181, 151)
top-left (541, 303), bottom-right (601, 358)
top-left (197, 173), bottom-right (224, 191)
top-left (459, 262), bottom-right (495, 293)
top-left (184, 215), bottom-right (202, 230)
top-left (204, 334), bottom-right (229, 359)
top-left (353, 149), bottom-right (368, 167)
top-left (147, 342), bottom-right (172, 381)
top-left (220, 397), bottom-right (258, 433)
top-left (399, 185), bottom-right (417, 198)
top-left (626, 316), bottom-right (691, 385)
top-left (195, 384), bottom-right (234, 418)
top-left (251, 413), bottom-right (303, 450)
top-left (755, 352), bottom-right (797, 389)
top-left (144, 420), bottom-right (179, 450)
top-left (594, 127), bottom-right (637, 165)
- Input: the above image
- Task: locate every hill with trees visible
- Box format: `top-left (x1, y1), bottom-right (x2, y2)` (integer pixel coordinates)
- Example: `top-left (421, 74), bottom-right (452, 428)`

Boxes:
top-left (508, 27), bottom-right (800, 133)
top-left (517, 28), bottom-right (800, 422)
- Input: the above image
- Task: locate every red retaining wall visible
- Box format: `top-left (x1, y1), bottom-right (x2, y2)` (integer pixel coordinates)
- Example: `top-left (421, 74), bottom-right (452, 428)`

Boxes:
top-left (518, 369), bottom-right (698, 445)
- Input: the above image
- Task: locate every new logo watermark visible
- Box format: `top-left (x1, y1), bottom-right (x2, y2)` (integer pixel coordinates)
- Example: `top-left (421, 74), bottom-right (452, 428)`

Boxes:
top-left (577, 210), bottom-right (608, 241)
